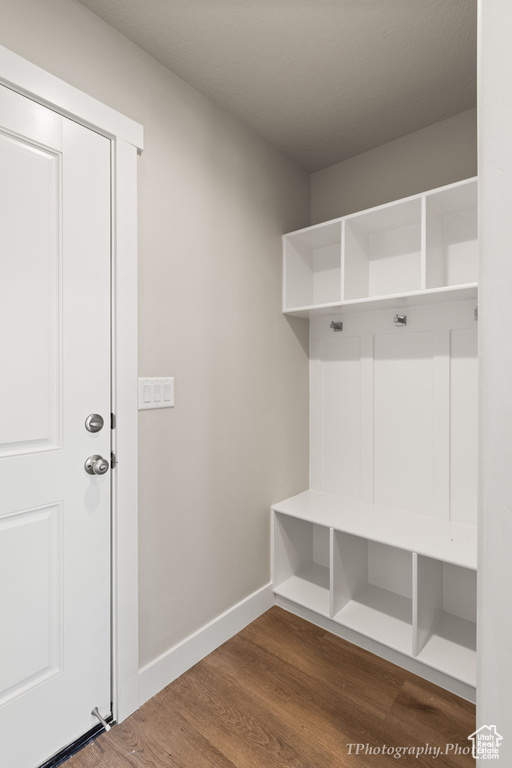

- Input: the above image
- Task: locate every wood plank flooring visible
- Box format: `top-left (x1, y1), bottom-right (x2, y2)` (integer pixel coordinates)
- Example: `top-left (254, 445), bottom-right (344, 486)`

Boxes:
top-left (67, 607), bottom-right (475, 767)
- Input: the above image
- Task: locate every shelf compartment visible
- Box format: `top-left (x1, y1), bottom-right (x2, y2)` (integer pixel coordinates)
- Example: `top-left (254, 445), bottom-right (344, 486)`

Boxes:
top-left (344, 198), bottom-right (422, 301)
top-left (426, 180), bottom-right (478, 290)
top-left (414, 555), bottom-right (476, 685)
top-left (332, 531), bottom-right (413, 654)
top-left (273, 512), bottom-right (330, 616)
top-left (283, 221), bottom-right (342, 310)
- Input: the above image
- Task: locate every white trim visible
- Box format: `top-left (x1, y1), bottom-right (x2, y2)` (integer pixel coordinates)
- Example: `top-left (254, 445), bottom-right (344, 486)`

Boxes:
top-left (477, 0), bottom-right (512, 747)
top-left (138, 584), bottom-right (274, 705)
top-left (110, 139), bottom-right (139, 721)
top-left (0, 46), bottom-right (142, 724)
top-left (0, 44), bottom-right (143, 150)
top-left (276, 597), bottom-right (476, 703)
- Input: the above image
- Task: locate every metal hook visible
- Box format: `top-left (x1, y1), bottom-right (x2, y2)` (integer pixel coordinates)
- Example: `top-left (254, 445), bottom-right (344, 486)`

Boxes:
top-left (329, 321), bottom-right (343, 332)
top-left (393, 314), bottom-right (407, 327)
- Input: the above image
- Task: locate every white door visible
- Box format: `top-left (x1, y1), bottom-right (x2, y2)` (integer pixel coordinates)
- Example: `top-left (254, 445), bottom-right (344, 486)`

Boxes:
top-left (0, 84), bottom-right (112, 767)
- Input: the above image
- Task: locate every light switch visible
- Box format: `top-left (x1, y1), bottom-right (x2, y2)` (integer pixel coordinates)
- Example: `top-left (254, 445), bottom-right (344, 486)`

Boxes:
top-left (163, 383), bottom-right (172, 402)
top-left (138, 377), bottom-right (174, 410)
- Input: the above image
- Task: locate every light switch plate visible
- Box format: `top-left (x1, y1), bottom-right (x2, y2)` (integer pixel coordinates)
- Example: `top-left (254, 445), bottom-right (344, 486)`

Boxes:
top-left (138, 377), bottom-right (174, 410)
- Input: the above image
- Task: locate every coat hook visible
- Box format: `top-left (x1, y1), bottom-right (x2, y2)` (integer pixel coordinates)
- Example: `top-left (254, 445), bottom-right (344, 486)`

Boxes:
top-left (393, 314), bottom-right (407, 327)
top-left (329, 321), bottom-right (343, 332)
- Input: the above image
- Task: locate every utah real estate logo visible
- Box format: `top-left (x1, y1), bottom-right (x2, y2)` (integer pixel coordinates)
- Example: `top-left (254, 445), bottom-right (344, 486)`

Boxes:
top-left (468, 725), bottom-right (503, 760)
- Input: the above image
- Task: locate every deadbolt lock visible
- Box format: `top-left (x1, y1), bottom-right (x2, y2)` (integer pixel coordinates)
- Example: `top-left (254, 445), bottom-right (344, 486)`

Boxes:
top-left (85, 413), bottom-right (104, 433)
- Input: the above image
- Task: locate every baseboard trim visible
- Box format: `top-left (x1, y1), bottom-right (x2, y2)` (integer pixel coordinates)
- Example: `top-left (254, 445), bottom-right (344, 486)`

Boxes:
top-left (138, 583), bottom-right (274, 705)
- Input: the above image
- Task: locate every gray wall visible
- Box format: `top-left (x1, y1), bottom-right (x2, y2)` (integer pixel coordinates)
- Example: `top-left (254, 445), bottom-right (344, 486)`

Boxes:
top-left (311, 108), bottom-right (477, 222)
top-left (0, 0), bottom-right (310, 667)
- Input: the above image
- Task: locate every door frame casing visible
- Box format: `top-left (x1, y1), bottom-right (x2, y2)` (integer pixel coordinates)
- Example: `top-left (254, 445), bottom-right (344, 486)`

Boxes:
top-left (0, 44), bottom-right (142, 723)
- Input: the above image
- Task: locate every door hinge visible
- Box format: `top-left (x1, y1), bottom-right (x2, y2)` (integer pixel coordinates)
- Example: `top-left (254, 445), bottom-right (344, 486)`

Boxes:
top-left (111, 451), bottom-right (118, 469)
top-left (111, 412), bottom-right (116, 429)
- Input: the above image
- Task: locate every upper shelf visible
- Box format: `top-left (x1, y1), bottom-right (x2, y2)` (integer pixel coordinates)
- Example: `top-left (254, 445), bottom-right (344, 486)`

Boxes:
top-left (283, 177), bottom-right (478, 317)
top-left (272, 490), bottom-right (477, 570)
top-left (282, 284), bottom-right (477, 318)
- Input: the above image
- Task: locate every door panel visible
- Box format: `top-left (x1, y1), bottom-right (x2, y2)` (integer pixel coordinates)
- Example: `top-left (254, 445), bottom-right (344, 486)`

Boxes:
top-left (0, 85), bottom-right (112, 768)
top-left (0, 132), bottom-right (60, 453)
top-left (0, 504), bottom-right (61, 704)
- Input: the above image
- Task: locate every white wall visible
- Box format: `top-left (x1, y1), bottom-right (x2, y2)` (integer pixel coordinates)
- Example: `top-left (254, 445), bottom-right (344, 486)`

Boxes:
top-left (478, 0), bottom-right (512, 757)
top-left (0, 0), bottom-right (310, 668)
top-left (311, 109), bottom-right (477, 223)
top-left (310, 303), bottom-right (478, 526)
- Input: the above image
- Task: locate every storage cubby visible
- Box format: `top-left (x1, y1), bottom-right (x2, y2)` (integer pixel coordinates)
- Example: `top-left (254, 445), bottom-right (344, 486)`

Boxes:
top-left (283, 178), bottom-right (477, 316)
top-left (414, 555), bottom-right (477, 685)
top-left (272, 492), bottom-right (477, 696)
top-left (344, 198), bottom-right (422, 300)
top-left (284, 221), bottom-right (342, 309)
top-left (332, 532), bottom-right (413, 654)
top-left (273, 513), bottom-right (330, 616)
top-left (426, 180), bottom-right (478, 289)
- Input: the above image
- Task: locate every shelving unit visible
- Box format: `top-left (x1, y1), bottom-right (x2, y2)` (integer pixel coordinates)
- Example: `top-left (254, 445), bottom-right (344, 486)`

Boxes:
top-left (282, 177), bottom-right (478, 317)
top-left (272, 492), bottom-right (477, 688)
top-left (275, 177), bottom-right (478, 700)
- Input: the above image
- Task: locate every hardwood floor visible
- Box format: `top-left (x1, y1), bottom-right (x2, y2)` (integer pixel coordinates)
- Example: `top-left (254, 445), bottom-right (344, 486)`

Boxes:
top-left (68, 607), bottom-right (475, 767)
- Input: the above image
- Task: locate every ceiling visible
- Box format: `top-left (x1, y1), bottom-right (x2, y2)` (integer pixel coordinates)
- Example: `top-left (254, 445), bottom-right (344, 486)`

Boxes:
top-left (77, 0), bottom-right (477, 173)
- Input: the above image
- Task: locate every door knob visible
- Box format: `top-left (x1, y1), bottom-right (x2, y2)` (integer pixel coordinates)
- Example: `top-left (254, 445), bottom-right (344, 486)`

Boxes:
top-left (84, 454), bottom-right (110, 475)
